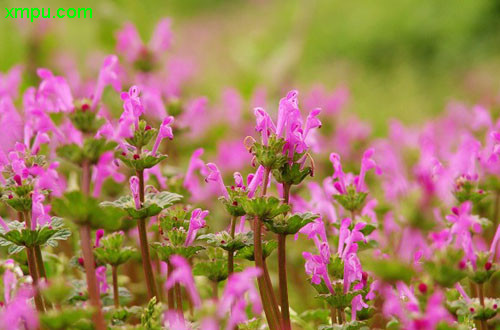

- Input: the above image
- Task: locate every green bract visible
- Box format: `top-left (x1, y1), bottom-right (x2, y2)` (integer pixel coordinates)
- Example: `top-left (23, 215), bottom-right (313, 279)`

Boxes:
top-left (69, 104), bottom-right (106, 134)
top-left (1, 183), bottom-right (35, 212)
top-left (236, 240), bottom-right (277, 261)
top-left (100, 191), bottom-right (183, 219)
top-left (199, 231), bottom-right (253, 252)
top-left (116, 152), bottom-right (167, 171)
top-left (126, 120), bottom-right (158, 149)
top-left (0, 217), bottom-right (71, 253)
top-left (315, 281), bottom-right (367, 309)
top-left (250, 135), bottom-right (288, 170)
top-left (237, 196), bottom-right (290, 221)
top-left (272, 161), bottom-right (312, 186)
top-left (264, 212), bottom-right (319, 235)
top-left (333, 185), bottom-right (368, 212)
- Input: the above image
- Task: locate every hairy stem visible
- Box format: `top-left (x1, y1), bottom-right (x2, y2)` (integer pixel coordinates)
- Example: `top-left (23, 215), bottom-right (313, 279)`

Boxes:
top-left (166, 259), bottom-right (175, 310)
top-left (228, 216), bottom-right (237, 275)
top-left (278, 183), bottom-right (292, 329)
top-left (136, 170), bottom-right (158, 300)
top-left (175, 283), bottom-right (184, 317)
top-left (112, 265), bottom-right (119, 308)
top-left (80, 161), bottom-right (106, 330)
top-left (254, 215), bottom-right (279, 330)
top-left (34, 245), bottom-right (46, 279)
top-left (26, 246), bottom-right (45, 312)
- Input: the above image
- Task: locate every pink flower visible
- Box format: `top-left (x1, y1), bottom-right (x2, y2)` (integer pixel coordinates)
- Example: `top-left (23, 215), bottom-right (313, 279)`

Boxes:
top-left (36, 68), bottom-right (74, 112)
top-left (151, 116), bottom-right (174, 155)
top-left (91, 55), bottom-right (121, 109)
top-left (184, 208), bottom-right (208, 246)
top-left (115, 23), bottom-right (143, 63)
top-left (165, 255), bottom-right (201, 308)
top-left (129, 176), bottom-right (141, 209)
top-left (0, 287), bottom-right (38, 330)
top-left (149, 18), bottom-right (173, 55)
top-left (219, 267), bottom-right (262, 330)
top-left (0, 66), bottom-right (22, 99)
top-left (92, 152), bottom-right (125, 197)
top-left (120, 86), bottom-right (144, 130)
top-left (302, 251), bottom-right (334, 293)
top-left (205, 163), bottom-right (229, 199)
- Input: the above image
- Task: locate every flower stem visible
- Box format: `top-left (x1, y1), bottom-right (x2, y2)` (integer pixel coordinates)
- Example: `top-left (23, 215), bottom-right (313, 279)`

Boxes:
top-left (254, 215), bottom-right (279, 330)
top-left (26, 246), bottom-right (45, 312)
top-left (175, 283), bottom-right (184, 316)
top-left (80, 160), bottom-right (106, 330)
top-left (278, 234), bottom-right (291, 330)
top-left (478, 283), bottom-right (487, 330)
top-left (228, 216), bottom-right (237, 275)
top-left (112, 265), bottom-right (119, 308)
top-left (212, 281), bottom-right (218, 300)
top-left (34, 245), bottom-right (46, 279)
top-left (166, 259), bottom-right (175, 310)
top-left (278, 183), bottom-right (292, 329)
top-left (136, 170), bottom-right (159, 300)
top-left (253, 167), bottom-right (280, 329)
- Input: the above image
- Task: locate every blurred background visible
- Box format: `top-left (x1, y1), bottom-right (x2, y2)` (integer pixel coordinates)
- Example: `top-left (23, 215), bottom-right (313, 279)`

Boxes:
top-left (2, 0), bottom-right (500, 134)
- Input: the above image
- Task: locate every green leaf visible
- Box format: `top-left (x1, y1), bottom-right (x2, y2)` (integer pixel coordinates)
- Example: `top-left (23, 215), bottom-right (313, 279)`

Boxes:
top-left (116, 152), bottom-right (167, 171)
top-left (193, 259), bottom-right (229, 282)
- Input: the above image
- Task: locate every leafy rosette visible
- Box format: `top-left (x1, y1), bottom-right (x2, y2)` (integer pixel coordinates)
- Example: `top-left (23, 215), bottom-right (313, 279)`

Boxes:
top-left (199, 231), bottom-right (253, 252)
top-left (315, 281), bottom-right (369, 310)
top-left (100, 191), bottom-right (183, 219)
top-left (236, 240), bottom-right (277, 261)
top-left (1, 183), bottom-right (35, 212)
top-left (422, 249), bottom-right (467, 288)
top-left (0, 217), bottom-right (71, 254)
top-left (56, 138), bottom-right (117, 165)
top-left (237, 196), bottom-right (290, 221)
top-left (151, 243), bottom-right (204, 260)
top-left (467, 252), bottom-right (498, 284)
top-left (449, 297), bottom-right (500, 322)
top-left (94, 232), bottom-right (136, 267)
top-left (264, 212), bottom-right (319, 235)
top-left (53, 191), bottom-right (123, 229)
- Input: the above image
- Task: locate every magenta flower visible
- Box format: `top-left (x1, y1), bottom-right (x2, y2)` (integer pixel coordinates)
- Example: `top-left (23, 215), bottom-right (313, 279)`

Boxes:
top-left (95, 266), bottom-right (109, 294)
top-left (129, 176), bottom-right (141, 209)
top-left (165, 255), bottom-right (201, 308)
top-left (94, 229), bottom-right (105, 248)
top-left (184, 208), bottom-right (208, 246)
top-left (164, 310), bottom-right (189, 330)
top-left (151, 116), bottom-right (174, 155)
top-left (149, 18), bottom-right (173, 55)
